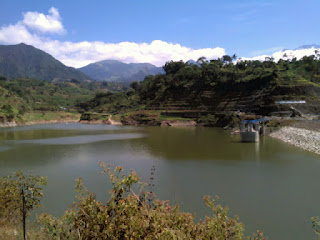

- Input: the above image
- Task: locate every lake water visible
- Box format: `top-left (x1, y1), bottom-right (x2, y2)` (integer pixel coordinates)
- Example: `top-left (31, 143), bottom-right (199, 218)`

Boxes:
top-left (0, 123), bottom-right (319, 239)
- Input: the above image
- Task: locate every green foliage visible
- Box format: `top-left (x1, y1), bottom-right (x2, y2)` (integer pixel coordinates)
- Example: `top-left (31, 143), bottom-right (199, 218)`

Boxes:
top-left (136, 58), bottom-right (320, 106)
top-left (80, 112), bottom-right (109, 121)
top-left (38, 164), bottom-right (265, 240)
top-left (198, 114), bottom-right (218, 126)
top-left (77, 91), bottom-right (139, 114)
top-left (80, 57), bottom-right (320, 117)
top-left (312, 217), bottom-right (320, 238)
top-left (0, 171), bottom-right (47, 238)
top-left (0, 77), bottom-right (127, 123)
top-left (0, 104), bottom-right (17, 122)
top-left (197, 113), bottom-right (240, 128)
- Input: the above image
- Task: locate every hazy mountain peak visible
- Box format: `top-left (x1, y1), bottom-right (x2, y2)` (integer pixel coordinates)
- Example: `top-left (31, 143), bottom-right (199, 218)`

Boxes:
top-left (295, 44), bottom-right (320, 50)
top-left (79, 59), bottom-right (164, 83)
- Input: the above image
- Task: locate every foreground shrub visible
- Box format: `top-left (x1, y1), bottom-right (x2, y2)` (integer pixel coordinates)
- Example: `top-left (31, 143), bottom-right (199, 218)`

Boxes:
top-left (39, 163), bottom-right (265, 239)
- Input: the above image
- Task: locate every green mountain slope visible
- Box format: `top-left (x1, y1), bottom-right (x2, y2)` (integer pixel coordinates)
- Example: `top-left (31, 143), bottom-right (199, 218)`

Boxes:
top-left (78, 60), bottom-right (164, 83)
top-left (79, 57), bottom-right (320, 118)
top-left (0, 43), bottom-right (91, 81)
top-left (0, 76), bottom-right (129, 124)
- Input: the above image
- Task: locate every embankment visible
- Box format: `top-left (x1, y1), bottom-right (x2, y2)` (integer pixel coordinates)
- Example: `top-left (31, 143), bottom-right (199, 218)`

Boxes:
top-left (0, 121), bottom-right (17, 128)
top-left (0, 112), bottom-right (81, 128)
top-left (0, 119), bottom-right (80, 128)
top-left (270, 126), bottom-right (320, 155)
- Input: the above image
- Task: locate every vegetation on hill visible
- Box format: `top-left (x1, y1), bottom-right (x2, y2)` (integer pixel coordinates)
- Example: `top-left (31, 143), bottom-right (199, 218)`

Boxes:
top-left (0, 43), bottom-right (90, 82)
top-left (79, 59), bottom-right (164, 83)
top-left (1, 49), bottom-right (320, 126)
top-left (78, 55), bottom-right (320, 123)
top-left (0, 77), bottom-right (127, 124)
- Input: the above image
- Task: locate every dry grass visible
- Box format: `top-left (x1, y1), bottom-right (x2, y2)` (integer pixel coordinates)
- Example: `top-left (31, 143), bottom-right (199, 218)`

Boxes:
top-left (0, 223), bottom-right (18, 240)
top-left (0, 221), bottom-right (46, 240)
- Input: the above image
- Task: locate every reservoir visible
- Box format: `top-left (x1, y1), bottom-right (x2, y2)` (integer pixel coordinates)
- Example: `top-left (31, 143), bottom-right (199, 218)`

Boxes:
top-left (0, 123), bottom-right (319, 239)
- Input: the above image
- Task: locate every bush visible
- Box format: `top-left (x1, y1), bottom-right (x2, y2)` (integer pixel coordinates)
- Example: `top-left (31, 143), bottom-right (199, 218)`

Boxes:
top-left (38, 163), bottom-right (265, 239)
top-left (198, 113), bottom-right (240, 128)
top-left (0, 165), bottom-right (267, 239)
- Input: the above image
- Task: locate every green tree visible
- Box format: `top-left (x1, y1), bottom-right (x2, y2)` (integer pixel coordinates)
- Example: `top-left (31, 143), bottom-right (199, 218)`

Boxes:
top-left (197, 56), bottom-right (207, 65)
top-left (232, 54), bottom-right (237, 61)
top-left (222, 55), bottom-right (232, 64)
top-left (130, 81), bottom-right (140, 91)
top-left (0, 171), bottom-right (47, 240)
top-left (163, 60), bottom-right (185, 75)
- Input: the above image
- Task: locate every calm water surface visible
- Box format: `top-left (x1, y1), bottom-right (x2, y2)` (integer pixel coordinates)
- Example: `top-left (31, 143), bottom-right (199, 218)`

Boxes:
top-left (0, 123), bottom-right (319, 239)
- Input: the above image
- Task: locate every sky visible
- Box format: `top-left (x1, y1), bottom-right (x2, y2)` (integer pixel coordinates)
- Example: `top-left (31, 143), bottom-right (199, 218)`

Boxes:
top-left (0, 0), bottom-right (319, 68)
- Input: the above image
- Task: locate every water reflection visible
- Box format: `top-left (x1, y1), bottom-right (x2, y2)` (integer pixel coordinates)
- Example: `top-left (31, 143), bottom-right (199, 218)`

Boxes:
top-left (4, 133), bottom-right (145, 145)
top-left (0, 123), bottom-right (139, 132)
top-left (0, 145), bottom-right (12, 152)
top-left (136, 127), bottom-right (266, 161)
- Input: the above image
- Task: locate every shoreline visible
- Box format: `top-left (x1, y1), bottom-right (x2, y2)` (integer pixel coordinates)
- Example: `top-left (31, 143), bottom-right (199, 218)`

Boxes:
top-left (0, 111), bottom-right (81, 128)
top-left (79, 115), bottom-right (123, 125)
top-left (0, 119), bottom-right (80, 128)
top-left (269, 126), bottom-right (320, 155)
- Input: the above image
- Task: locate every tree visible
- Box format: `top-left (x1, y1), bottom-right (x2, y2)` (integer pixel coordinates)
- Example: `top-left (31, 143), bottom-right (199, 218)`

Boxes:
top-left (0, 171), bottom-right (47, 240)
top-left (232, 54), bottom-right (237, 61)
top-left (264, 56), bottom-right (274, 62)
top-left (196, 56), bottom-right (207, 65)
top-left (163, 60), bottom-right (185, 75)
top-left (222, 55), bottom-right (232, 64)
top-left (130, 81), bottom-right (139, 91)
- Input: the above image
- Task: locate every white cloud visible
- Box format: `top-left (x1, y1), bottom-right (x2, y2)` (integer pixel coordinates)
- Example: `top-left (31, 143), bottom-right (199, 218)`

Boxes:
top-left (6, 7), bottom-right (318, 69)
top-left (22, 7), bottom-right (65, 34)
top-left (272, 48), bottom-right (320, 61)
top-left (242, 47), bottom-right (320, 62)
top-left (43, 40), bottom-right (226, 68)
top-left (0, 7), bottom-right (225, 68)
top-left (0, 23), bottom-right (41, 45)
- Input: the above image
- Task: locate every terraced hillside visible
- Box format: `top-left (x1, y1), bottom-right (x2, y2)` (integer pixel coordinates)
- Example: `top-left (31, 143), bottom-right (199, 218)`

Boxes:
top-left (138, 59), bottom-right (320, 117)
top-left (79, 57), bottom-right (320, 121)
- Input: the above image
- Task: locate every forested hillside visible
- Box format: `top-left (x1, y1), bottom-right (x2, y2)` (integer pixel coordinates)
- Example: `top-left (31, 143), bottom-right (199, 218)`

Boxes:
top-left (80, 55), bottom-right (320, 118)
top-left (0, 77), bottom-right (126, 124)
top-left (0, 43), bottom-right (90, 81)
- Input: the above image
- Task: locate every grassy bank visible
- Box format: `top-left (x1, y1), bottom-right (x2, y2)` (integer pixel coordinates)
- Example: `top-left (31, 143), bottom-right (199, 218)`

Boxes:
top-left (22, 111), bottom-right (80, 123)
top-left (0, 111), bottom-right (81, 128)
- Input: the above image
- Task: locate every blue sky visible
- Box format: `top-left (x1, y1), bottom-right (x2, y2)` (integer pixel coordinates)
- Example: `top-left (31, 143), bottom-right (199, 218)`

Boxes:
top-left (0, 0), bottom-right (319, 67)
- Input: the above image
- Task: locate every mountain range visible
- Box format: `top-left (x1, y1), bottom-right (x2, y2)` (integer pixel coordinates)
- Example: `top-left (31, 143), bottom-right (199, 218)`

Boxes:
top-left (0, 43), bottom-right (90, 82)
top-left (0, 43), bottom-right (319, 83)
top-left (78, 60), bottom-right (164, 82)
top-left (0, 43), bottom-right (163, 83)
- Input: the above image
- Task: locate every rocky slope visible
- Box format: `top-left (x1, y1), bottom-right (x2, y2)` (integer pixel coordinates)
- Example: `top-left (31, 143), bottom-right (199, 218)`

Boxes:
top-left (270, 126), bottom-right (320, 155)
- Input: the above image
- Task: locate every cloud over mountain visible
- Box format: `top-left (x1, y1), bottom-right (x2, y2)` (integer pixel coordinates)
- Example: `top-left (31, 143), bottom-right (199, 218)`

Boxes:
top-left (242, 45), bottom-right (320, 62)
top-left (0, 7), bottom-right (225, 68)
top-left (1, 7), bottom-right (319, 68)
